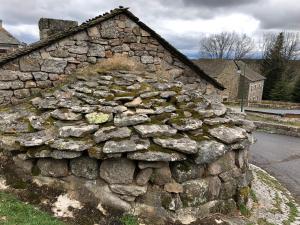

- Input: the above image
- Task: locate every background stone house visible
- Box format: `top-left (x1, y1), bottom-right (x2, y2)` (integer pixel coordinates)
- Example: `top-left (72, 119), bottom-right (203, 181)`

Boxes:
top-left (0, 20), bottom-right (24, 55)
top-left (194, 59), bottom-right (265, 102)
top-left (0, 7), bottom-right (223, 105)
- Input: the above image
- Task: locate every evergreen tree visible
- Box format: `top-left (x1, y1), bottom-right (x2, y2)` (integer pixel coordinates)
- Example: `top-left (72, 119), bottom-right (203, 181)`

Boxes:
top-left (292, 77), bottom-right (300, 103)
top-left (270, 80), bottom-right (291, 101)
top-left (261, 32), bottom-right (286, 100)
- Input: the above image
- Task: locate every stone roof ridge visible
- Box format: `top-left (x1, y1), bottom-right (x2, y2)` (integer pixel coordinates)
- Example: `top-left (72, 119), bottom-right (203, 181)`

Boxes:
top-left (0, 6), bottom-right (224, 90)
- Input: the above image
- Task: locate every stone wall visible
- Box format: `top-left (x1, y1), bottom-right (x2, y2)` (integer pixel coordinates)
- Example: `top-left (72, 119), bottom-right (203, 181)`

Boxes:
top-left (0, 70), bottom-right (254, 223)
top-left (0, 13), bottom-right (217, 105)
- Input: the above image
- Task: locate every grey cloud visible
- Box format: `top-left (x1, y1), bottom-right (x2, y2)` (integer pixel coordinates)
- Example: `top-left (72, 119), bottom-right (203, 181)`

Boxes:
top-left (183, 0), bottom-right (260, 8)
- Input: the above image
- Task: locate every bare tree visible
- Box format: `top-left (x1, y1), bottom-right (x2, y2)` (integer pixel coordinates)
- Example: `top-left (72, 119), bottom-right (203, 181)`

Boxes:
top-left (199, 32), bottom-right (254, 60)
top-left (261, 31), bottom-right (300, 60)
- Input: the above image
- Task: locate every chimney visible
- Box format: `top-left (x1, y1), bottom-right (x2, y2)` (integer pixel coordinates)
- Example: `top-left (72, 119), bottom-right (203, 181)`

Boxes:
top-left (38, 18), bottom-right (78, 40)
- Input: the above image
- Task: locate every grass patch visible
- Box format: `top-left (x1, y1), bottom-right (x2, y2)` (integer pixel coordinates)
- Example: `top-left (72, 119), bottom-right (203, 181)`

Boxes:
top-left (238, 203), bottom-right (251, 217)
top-left (269, 192), bottom-right (283, 214)
top-left (0, 192), bottom-right (64, 225)
top-left (119, 214), bottom-right (139, 225)
top-left (256, 170), bottom-right (285, 193)
top-left (250, 189), bottom-right (258, 203)
top-left (257, 218), bottom-right (276, 225)
top-left (283, 202), bottom-right (299, 225)
top-left (246, 114), bottom-right (300, 127)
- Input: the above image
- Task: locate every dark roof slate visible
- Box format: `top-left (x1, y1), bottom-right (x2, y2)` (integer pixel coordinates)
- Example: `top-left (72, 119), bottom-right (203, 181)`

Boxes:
top-left (0, 7), bottom-right (224, 90)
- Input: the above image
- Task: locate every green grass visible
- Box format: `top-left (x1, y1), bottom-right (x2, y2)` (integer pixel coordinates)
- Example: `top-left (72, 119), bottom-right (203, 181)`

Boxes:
top-left (238, 203), bottom-right (251, 217)
top-left (0, 192), bottom-right (64, 225)
top-left (283, 202), bottom-right (299, 225)
top-left (119, 214), bottom-right (139, 225)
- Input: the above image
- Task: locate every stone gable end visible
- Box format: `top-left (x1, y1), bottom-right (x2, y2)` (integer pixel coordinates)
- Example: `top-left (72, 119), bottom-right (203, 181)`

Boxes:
top-left (0, 13), bottom-right (218, 105)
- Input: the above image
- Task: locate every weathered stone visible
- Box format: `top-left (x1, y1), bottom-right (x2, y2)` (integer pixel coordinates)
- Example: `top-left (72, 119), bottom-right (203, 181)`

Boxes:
top-left (51, 109), bottom-right (82, 121)
top-left (19, 57), bottom-right (40, 72)
top-left (59, 125), bottom-right (99, 137)
top-left (49, 139), bottom-right (93, 152)
top-left (151, 165), bottom-right (172, 185)
top-left (160, 91), bottom-right (177, 99)
top-left (138, 161), bottom-right (168, 169)
top-left (128, 150), bottom-right (186, 162)
top-left (41, 59), bottom-right (67, 73)
top-left (134, 125), bottom-right (177, 137)
top-left (208, 126), bottom-right (246, 144)
top-left (13, 155), bottom-right (33, 173)
top-left (210, 103), bottom-right (227, 116)
top-left (154, 105), bottom-right (177, 114)
top-left (100, 158), bottom-right (135, 184)
top-left (68, 46), bottom-right (89, 54)
top-left (0, 70), bottom-right (18, 81)
top-left (170, 161), bottom-right (204, 183)
top-left (124, 97), bottom-right (142, 107)
top-left (18, 72), bottom-right (33, 81)
top-left (164, 182), bottom-right (183, 193)
top-left (153, 138), bottom-right (198, 154)
top-left (85, 112), bottom-right (113, 124)
top-left (94, 126), bottom-right (131, 143)
top-left (87, 44), bottom-right (105, 57)
top-left (135, 108), bottom-right (155, 114)
top-left (33, 72), bottom-right (48, 81)
top-left (14, 89), bottom-right (30, 98)
top-left (17, 130), bottom-right (54, 147)
top-left (136, 168), bottom-right (153, 185)
top-left (171, 118), bottom-right (203, 131)
top-left (140, 91), bottom-right (160, 98)
top-left (207, 151), bottom-right (236, 175)
top-left (70, 157), bottom-right (99, 179)
top-left (0, 136), bottom-right (20, 151)
top-left (141, 56), bottom-right (154, 64)
top-left (37, 159), bottom-right (68, 177)
top-left (103, 136), bottom-right (150, 154)
top-left (110, 184), bottom-right (147, 197)
top-left (195, 140), bottom-right (228, 165)
top-left (27, 149), bottom-right (82, 159)
top-left (180, 179), bottom-right (210, 207)
top-left (114, 114), bottom-right (150, 127)
top-left (235, 149), bottom-right (248, 169)
top-left (204, 117), bottom-right (231, 126)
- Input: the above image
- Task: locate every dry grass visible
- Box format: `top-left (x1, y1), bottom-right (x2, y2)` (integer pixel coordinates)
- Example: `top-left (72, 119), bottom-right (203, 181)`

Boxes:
top-left (76, 55), bottom-right (144, 76)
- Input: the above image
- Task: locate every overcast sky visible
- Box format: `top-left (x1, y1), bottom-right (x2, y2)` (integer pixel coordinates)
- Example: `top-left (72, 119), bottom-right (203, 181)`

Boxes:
top-left (0, 0), bottom-right (299, 58)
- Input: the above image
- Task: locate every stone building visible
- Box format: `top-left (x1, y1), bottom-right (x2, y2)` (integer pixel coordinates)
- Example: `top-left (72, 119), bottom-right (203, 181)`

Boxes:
top-left (194, 59), bottom-right (265, 102)
top-left (0, 7), bottom-right (223, 105)
top-left (0, 20), bottom-right (24, 55)
top-left (0, 7), bottom-right (256, 223)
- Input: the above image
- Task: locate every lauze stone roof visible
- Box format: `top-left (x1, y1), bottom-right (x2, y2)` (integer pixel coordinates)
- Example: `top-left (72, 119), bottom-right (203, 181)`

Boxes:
top-left (0, 69), bottom-right (254, 220)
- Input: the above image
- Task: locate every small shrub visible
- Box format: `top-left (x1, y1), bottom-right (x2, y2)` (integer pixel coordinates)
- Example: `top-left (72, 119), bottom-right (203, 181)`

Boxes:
top-left (119, 214), bottom-right (139, 225)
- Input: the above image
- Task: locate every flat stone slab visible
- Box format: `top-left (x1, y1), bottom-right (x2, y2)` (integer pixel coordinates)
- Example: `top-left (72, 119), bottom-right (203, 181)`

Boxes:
top-left (134, 124), bottom-right (177, 137)
top-left (51, 109), bottom-right (82, 121)
top-left (171, 118), bottom-right (203, 131)
top-left (114, 114), bottom-right (150, 127)
top-left (153, 138), bottom-right (198, 154)
top-left (208, 126), bottom-right (246, 144)
top-left (85, 112), bottom-right (112, 124)
top-left (103, 136), bottom-right (150, 154)
top-left (109, 184), bottom-right (147, 197)
top-left (49, 139), bottom-right (93, 152)
top-left (59, 125), bottom-right (99, 137)
top-left (127, 150), bottom-right (186, 161)
top-left (94, 126), bottom-right (132, 143)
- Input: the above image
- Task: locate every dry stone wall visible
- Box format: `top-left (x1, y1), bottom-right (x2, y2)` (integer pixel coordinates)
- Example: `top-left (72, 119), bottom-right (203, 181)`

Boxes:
top-left (0, 70), bottom-right (254, 223)
top-left (0, 13), bottom-right (215, 105)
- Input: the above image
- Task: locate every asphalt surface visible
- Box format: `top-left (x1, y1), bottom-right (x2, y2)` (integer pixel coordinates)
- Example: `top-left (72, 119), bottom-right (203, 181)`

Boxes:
top-left (250, 131), bottom-right (300, 203)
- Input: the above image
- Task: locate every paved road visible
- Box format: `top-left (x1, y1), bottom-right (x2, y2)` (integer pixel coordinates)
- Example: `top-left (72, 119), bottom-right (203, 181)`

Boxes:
top-left (250, 131), bottom-right (300, 203)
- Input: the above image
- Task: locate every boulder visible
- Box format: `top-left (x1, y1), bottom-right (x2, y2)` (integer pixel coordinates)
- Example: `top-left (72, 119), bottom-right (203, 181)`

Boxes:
top-left (170, 161), bottom-right (204, 183)
top-left (207, 151), bottom-right (236, 176)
